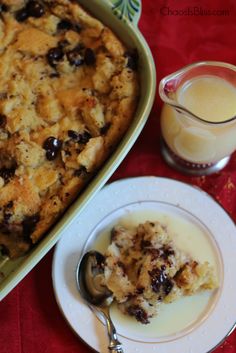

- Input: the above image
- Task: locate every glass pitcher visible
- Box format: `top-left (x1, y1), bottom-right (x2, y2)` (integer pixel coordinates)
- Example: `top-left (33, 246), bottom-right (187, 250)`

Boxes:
top-left (159, 61), bottom-right (236, 175)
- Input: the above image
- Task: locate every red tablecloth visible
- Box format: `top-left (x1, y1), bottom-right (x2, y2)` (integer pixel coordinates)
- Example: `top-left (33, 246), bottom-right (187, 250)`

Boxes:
top-left (1, 1), bottom-right (236, 352)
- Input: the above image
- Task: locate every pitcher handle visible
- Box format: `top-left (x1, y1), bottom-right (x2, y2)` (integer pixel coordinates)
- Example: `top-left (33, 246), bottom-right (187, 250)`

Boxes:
top-left (104, 0), bottom-right (142, 26)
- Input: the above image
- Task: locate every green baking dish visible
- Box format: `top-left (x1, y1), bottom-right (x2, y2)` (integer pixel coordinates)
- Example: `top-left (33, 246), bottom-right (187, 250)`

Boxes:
top-left (0, 0), bottom-right (156, 301)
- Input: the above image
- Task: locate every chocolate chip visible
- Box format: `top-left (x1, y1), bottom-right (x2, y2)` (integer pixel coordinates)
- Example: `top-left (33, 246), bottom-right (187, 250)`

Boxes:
top-left (43, 136), bottom-right (62, 161)
top-left (84, 48), bottom-right (96, 66)
top-left (148, 267), bottom-right (173, 295)
top-left (15, 1), bottom-right (44, 22)
top-left (58, 39), bottom-right (70, 48)
top-left (100, 122), bottom-right (111, 135)
top-left (140, 240), bottom-right (151, 249)
top-left (0, 167), bottom-right (16, 183)
top-left (74, 166), bottom-right (88, 178)
top-left (66, 48), bottom-right (84, 67)
top-left (163, 278), bottom-right (174, 295)
top-left (125, 49), bottom-right (139, 70)
top-left (57, 19), bottom-right (82, 33)
top-left (67, 130), bottom-right (91, 144)
top-left (0, 4), bottom-right (8, 12)
top-left (0, 245), bottom-right (10, 256)
top-left (68, 130), bottom-right (80, 141)
top-left (76, 43), bottom-right (85, 51)
top-left (47, 47), bottom-right (64, 67)
top-left (146, 248), bottom-right (161, 260)
top-left (22, 213), bottom-right (40, 237)
top-left (0, 114), bottom-right (6, 128)
top-left (161, 246), bottom-right (175, 259)
top-left (57, 19), bottom-right (73, 31)
top-left (15, 8), bottom-right (28, 22)
top-left (117, 261), bottom-right (126, 273)
top-left (3, 212), bottom-right (12, 223)
top-left (49, 72), bottom-right (60, 78)
top-left (6, 201), bottom-right (13, 209)
top-left (27, 1), bottom-right (45, 18)
top-left (80, 131), bottom-right (91, 144)
top-left (45, 150), bottom-right (57, 160)
top-left (74, 23), bottom-right (82, 33)
top-left (64, 149), bottom-right (71, 156)
top-left (136, 286), bottom-right (144, 294)
top-left (110, 227), bottom-right (119, 242)
top-left (127, 305), bottom-right (149, 324)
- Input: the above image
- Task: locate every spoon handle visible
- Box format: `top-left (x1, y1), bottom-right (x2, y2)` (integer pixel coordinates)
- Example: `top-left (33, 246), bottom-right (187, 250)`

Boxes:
top-left (104, 312), bottom-right (124, 353)
top-left (109, 346), bottom-right (123, 353)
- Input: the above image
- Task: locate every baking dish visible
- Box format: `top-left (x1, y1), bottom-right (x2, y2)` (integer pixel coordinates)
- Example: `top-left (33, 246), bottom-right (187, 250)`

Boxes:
top-left (0, 0), bottom-right (156, 301)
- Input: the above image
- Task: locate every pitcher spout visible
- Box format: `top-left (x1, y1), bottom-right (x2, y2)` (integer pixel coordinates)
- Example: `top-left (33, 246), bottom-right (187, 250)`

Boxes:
top-left (159, 61), bottom-right (236, 126)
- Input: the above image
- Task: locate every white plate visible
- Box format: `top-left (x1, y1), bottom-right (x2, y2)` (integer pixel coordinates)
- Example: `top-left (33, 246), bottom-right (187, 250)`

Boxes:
top-left (52, 176), bottom-right (236, 353)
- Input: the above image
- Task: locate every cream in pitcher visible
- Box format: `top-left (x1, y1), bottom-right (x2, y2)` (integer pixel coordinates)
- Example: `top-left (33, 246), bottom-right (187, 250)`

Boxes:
top-left (159, 62), bottom-right (236, 175)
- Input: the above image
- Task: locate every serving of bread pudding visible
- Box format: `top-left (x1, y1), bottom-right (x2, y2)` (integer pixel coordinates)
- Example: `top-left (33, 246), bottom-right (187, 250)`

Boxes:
top-left (0, 0), bottom-right (139, 258)
top-left (103, 221), bottom-right (218, 324)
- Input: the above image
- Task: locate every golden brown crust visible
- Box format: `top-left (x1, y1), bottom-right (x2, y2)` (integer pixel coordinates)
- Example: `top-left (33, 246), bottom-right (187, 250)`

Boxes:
top-left (0, 0), bottom-right (139, 258)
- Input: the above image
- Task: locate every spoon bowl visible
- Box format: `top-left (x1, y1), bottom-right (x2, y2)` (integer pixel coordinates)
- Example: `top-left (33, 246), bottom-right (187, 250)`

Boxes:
top-left (76, 250), bottom-right (124, 353)
top-left (77, 250), bottom-right (112, 306)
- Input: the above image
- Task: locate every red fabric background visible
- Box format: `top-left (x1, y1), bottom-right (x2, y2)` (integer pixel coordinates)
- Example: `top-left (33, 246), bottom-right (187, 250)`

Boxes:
top-left (1, 1), bottom-right (236, 352)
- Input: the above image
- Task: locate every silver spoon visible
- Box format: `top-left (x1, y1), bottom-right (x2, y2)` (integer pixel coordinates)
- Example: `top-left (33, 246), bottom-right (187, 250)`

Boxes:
top-left (76, 250), bottom-right (124, 353)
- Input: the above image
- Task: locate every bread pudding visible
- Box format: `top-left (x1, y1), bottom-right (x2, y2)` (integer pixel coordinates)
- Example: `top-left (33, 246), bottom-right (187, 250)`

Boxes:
top-left (0, 1), bottom-right (139, 258)
top-left (103, 221), bottom-right (218, 324)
